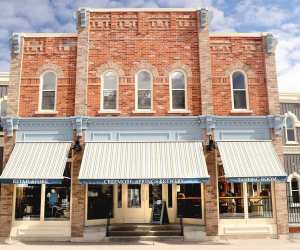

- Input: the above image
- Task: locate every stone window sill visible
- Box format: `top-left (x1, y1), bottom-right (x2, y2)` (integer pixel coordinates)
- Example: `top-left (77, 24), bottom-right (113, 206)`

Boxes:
top-left (98, 110), bottom-right (121, 115)
top-left (35, 111), bottom-right (58, 116)
top-left (286, 141), bottom-right (299, 145)
top-left (230, 109), bottom-right (253, 115)
top-left (132, 110), bottom-right (156, 115)
top-left (168, 110), bottom-right (191, 114)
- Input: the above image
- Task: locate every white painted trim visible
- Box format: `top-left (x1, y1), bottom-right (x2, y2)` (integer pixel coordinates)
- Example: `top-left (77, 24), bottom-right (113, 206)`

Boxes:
top-left (100, 70), bottom-right (119, 112)
top-left (39, 71), bottom-right (57, 112)
top-left (283, 146), bottom-right (300, 154)
top-left (169, 69), bottom-right (188, 112)
top-left (230, 70), bottom-right (250, 111)
top-left (84, 8), bottom-right (199, 12)
top-left (284, 114), bottom-right (298, 144)
top-left (0, 72), bottom-right (9, 83)
top-left (135, 69), bottom-right (153, 112)
top-left (279, 92), bottom-right (300, 103)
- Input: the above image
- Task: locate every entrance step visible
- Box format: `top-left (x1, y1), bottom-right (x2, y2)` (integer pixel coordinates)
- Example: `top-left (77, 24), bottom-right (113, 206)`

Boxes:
top-left (108, 235), bottom-right (184, 241)
top-left (108, 224), bottom-right (183, 237)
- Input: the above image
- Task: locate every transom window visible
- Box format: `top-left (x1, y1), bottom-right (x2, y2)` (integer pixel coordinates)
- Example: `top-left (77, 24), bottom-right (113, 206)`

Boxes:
top-left (285, 116), bottom-right (296, 142)
top-left (170, 71), bottom-right (186, 110)
top-left (136, 70), bottom-right (152, 110)
top-left (231, 71), bottom-right (248, 110)
top-left (102, 71), bottom-right (118, 110)
top-left (40, 71), bottom-right (56, 111)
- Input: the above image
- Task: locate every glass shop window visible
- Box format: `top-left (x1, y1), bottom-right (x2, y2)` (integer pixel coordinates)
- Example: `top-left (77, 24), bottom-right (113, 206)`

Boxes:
top-left (247, 182), bottom-right (272, 218)
top-left (218, 165), bottom-right (244, 218)
top-left (168, 184), bottom-right (173, 208)
top-left (149, 184), bottom-right (162, 208)
top-left (44, 164), bottom-right (71, 220)
top-left (177, 184), bottom-right (202, 219)
top-left (128, 184), bottom-right (141, 208)
top-left (87, 185), bottom-right (113, 220)
top-left (15, 184), bottom-right (41, 220)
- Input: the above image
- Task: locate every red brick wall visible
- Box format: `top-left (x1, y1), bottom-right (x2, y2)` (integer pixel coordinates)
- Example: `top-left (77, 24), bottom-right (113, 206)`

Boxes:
top-left (210, 36), bottom-right (269, 115)
top-left (19, 37), bottom-right (77, 117)
top-left (87, 11), bottom-right (201, 116)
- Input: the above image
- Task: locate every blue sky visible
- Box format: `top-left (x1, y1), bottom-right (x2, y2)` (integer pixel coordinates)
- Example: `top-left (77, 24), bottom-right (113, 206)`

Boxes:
top-left (0, 0), bottom-right (299, 91)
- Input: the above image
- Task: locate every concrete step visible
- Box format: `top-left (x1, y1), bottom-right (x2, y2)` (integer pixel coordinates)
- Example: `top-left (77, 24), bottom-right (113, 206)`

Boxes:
top-left (107, 235), bottom-right (184, 242)
top-left (109, 230), bottom-right (182, 237)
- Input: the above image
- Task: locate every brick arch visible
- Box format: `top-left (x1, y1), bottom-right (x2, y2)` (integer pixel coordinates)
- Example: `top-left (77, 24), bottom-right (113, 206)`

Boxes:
top-left (96, 61), bottom-right (125, 77)
top-left (130, 61), bottom-right (159, 78)
top-left (224, 61), bottom-right (256, 78)
top-left (36, 63), bottom-right (63, 78)
top-left (165, 61), bottom-right (192, 77)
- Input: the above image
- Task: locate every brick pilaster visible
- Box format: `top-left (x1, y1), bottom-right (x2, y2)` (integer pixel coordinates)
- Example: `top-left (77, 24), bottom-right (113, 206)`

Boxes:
top-left (204, 147), bottom-right (218, 236)
top-left (75, 11), bottom-right (90, 116)
top-left (0, 135), bottom-right (16, 240)
top-left (263, 34), bottom-right (289, 236)
top-left (71, 135), bottom-right (85, 239)
top-left (197, 9), bottom-right (213, 115)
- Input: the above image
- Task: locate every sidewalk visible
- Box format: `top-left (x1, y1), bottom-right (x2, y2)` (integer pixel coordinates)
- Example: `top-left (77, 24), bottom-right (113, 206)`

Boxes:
top-left (1, 239), bottom-right (300, 250)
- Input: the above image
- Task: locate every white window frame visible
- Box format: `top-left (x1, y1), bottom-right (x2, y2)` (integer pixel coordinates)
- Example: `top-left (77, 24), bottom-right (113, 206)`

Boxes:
top-left (285, 115), bottom-right (298, 144)
top-left (289, 175), bottom-right (300, 205)
top-left (135, 69), bottom-right (153, 112)
top-left (100, 70), bottom-right (119, 112)
top-left (39, 71), bottom-right (57, 112)
top-left (230, 70), bottom-right (249, 111)
top-left (169, 69), bottom-right (188, 111)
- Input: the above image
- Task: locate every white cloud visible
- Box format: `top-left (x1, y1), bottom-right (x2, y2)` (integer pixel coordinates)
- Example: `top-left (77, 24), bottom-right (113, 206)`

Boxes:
top-left (278, 63), bottom-right (300, 92)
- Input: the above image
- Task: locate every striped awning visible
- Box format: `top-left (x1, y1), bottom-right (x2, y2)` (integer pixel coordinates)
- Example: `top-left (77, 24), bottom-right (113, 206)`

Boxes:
top-left (79, 141), bottom-right (209, 184)
top-left (0, 142), bottom-right (71, 184)
top-left (217, 141), bottom-right (287, 182)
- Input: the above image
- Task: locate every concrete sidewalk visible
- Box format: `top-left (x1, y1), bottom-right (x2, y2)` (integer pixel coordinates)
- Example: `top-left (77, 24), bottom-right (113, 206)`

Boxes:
top-left (1, 239), bottom-right (300, 250)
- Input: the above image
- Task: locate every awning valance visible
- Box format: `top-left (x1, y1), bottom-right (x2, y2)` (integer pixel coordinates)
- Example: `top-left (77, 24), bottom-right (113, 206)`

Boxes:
top-left (217, 141), bottom-right (287, 182)
top-left (79, 141), bottom-right (209, 184)
top-left (0, 142), bottom-right (71, 184)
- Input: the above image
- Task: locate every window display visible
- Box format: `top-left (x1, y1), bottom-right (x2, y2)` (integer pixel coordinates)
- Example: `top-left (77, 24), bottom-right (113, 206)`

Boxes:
top-left (15, 184), bottom-right (41, 220)
top-left (128, 184), bottom-right (141, 208)
top-left (149, 184), bottom-right (162, 208)
top-left (177, 184), bottom-right (202, 219)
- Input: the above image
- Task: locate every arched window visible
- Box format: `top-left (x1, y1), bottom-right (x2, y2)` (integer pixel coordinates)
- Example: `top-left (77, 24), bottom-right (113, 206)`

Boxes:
top-left (170, 70), bottom-right (186, 110)
top-left (40, 71), bottom-right (56, 111)
top-left (285, 116), bottom-right (296, 142)
top-left (290, 177), bottom-right (300, 203)
top-left (136, 70), bottom-right (152, 110)
top-left (102, 71), bottom-right (118, 110)
top-left (231, 71), bottom-right (248, 110)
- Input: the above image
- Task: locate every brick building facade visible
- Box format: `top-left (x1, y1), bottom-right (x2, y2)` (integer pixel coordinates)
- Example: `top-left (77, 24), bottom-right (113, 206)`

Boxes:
top-left (0, 8), bottom-right (288, 241)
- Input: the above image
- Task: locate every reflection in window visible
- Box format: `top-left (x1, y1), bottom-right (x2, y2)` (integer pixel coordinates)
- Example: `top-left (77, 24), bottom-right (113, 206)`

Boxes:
top-left (87, 185), bottom-right (113, 220)
top-left (44, 165), bottom-right (71, 220)
top-left (128, 184), bottom-right (141, 208)
top-left (149, 184), bottom-right (162, 208)
top-left (171, 71), bottom-right (186, 110)
top-left (232, 71), bottom-right (248, 110)
top-left (291, 178), bottom-right (300, 203)
top-left (247, 182), bottom-right (272, 218)
top-left (177, 184), bottom-right (201, 219)
top-left (102, 71), bottom-right (118, 110)
top-left (15, 184), bottom-right (41, 220)
top-left (286, 117), bottom-right (296, 142)
top-left (218, 164), bottom-right (244, 218)
top-left (41, 71), bottom-right (56, 111)
top-left (137, 71), bottom-right (152, 110)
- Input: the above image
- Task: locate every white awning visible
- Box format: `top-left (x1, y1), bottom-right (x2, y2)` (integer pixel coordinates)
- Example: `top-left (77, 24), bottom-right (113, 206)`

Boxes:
top-left (217, 141), bottom-right (287, 182)
top-left (79, 141), bottom-right (209, 184)
top-left (0, 142), bottom-right (71, 184)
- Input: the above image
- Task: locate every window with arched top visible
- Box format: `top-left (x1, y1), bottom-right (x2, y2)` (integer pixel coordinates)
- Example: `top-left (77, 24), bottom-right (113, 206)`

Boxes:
top-left (285, 116), bottom-right (296, 142)
top-left (102, 70), bottom-right (118, 110)
top-left (40, 71), bottom-right (57, 111)
top-left (170, 70), bottom-right (186, 110)
top-left (136, 70), bottom-right (152, 110)
top-left (231, 71), bottom-right (248, 110)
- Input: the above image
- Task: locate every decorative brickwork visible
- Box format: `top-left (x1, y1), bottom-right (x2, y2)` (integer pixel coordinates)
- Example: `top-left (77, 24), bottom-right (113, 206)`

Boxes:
top-left (36, 63), bottom-right (63, 78)
top-left (210, 36), bottom-right (268, 115)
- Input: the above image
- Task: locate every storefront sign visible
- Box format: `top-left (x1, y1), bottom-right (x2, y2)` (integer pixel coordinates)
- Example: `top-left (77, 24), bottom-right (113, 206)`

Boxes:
top-left (0, 178), bottom-right (63, 184)
top-left (227, 176), bottom-right (287, 183)
top-left (80, 178), bottom-right (209, 185)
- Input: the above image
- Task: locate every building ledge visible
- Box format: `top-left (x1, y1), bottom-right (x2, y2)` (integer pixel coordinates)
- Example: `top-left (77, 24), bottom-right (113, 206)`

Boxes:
top-left (34, 111), bottom-right (58, 116)
top-left (168, 110), bottom-right (192, 114)
top-left (132, 110), bottom-right (156, 115)
top-left (97, 110), bottom-right (121, 116)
